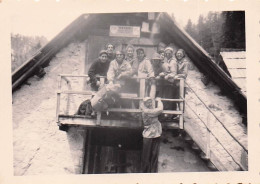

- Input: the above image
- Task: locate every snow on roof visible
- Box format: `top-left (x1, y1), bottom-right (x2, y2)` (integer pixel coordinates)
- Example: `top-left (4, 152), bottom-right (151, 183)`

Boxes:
top-left (220, 51), bottom-right (246, 95)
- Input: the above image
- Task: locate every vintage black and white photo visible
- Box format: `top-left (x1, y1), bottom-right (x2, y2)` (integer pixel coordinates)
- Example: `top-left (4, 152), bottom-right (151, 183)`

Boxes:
top-left (10, 9), bottom-right (248, 176)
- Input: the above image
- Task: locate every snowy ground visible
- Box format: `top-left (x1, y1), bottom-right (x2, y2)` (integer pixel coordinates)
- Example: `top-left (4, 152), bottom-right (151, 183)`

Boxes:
top-left (12, 40), bottom-right (247, 175)
top-left (12, 41), bottom-right (210, 175)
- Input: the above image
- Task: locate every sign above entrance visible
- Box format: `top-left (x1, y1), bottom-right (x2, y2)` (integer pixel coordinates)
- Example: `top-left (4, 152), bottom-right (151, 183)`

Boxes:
top-left (109, 25), bottom-right (140, 38)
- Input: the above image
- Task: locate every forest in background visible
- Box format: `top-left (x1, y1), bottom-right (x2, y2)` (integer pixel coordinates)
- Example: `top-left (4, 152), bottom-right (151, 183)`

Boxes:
top-left (11, 11), bottom-right (245, 73)
top-left (184, 11), bottom-right (245, 65)
top-left (11, 34), bottom-right (48, 72)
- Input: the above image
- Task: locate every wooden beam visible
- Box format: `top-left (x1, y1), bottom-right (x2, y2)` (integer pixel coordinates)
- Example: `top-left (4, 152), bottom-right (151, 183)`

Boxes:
top-left (59, 116), bottom-right (142, 129)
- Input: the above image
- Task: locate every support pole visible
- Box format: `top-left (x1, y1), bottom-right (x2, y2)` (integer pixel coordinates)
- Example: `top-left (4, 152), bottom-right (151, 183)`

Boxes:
top-left (179, 78), bottom-right (184, 129)
top-left (206, 111), bottom-right (211, 159)
top-left (139, 79), bottom-right (145, 107)
top-left (56, 75), bottom-right (62, 125)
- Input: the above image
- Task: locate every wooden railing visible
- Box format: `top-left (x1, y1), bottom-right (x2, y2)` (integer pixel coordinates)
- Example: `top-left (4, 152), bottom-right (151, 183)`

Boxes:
top-left (184, 81), bottom-right (248, 171)
top-left (56, 74), bottom-right (185, 129)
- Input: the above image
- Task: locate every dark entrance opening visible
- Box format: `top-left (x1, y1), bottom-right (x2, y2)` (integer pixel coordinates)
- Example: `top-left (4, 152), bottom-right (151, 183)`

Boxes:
top-left (83, 128), bottom-right (143, 174)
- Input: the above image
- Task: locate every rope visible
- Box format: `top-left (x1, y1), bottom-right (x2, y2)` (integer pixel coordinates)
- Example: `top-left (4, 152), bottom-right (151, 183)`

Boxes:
top-left (185, 81), bottom-right (248, 153)
top-left (185, 101), bottom-right (246, 171)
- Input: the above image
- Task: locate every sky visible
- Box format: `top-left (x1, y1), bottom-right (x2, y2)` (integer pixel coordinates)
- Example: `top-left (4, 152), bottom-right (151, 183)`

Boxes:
top-left (8, 0), bottom-right (212, 40)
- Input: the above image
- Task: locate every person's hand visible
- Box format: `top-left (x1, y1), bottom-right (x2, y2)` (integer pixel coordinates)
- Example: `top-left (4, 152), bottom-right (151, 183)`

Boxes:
top-left (155, 97), bottom-right (161, 101)
top-left (96, 81), bottom-right (101, 87)
top-left (174, 74), bottom-right (181, 79)
top-left (159, 72), bottom-right (165, 77)
top-left (168, 78), bottom-right (175, 83)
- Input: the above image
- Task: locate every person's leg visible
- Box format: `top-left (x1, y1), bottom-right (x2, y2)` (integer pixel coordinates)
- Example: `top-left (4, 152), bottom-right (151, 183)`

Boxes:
top-left (150, 137), bottom-right (161, 173)
top-left (141, 138), bottom-right (152, 173)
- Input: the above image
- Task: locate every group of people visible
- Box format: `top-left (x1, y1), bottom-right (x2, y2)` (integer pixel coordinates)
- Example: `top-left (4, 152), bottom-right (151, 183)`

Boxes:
top-left (86, 42), bottom-right (188, 173)
top-left (88, 42), bottom-right (188, 113)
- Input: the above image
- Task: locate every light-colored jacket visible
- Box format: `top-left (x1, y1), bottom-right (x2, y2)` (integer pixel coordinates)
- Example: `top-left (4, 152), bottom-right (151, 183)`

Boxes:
top-left (161, 57), bottom-right (177, 75)
top-left (107, 59), bottom-right (132, 82)
top-left (138, 58), bottom-right (155, 78)
top-left (177, 58), bottom-right (188, 79)
top-left (141, 100), bottom-right (163, 138)
top-left (125, 57), bottom-right (139, 76)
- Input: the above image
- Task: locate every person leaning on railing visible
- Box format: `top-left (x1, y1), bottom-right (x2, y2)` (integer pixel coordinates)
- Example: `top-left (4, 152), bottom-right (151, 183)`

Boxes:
top-left (107, 50), bottom-right (132, 85)
top-left (158, 46), bottom-right (178, 119)
top-left (105, 43), bottom-right (116, 62)
top-left (87, 50), bottom-right (110, 91)
top-left (135, 48), bottom-right (156, 98)
top-left (174, 49), bottom-right (189, 111)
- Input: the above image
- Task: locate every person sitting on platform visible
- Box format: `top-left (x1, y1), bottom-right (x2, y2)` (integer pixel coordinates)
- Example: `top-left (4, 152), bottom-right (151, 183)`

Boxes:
top-left (140, 97), bottom-right (163, 173)
top-left (136, 48), bottom-right (156, 98)
top-left (105, 43), bottom-right (116, 62)
top-left (88, 50), bottom-right (110, 91)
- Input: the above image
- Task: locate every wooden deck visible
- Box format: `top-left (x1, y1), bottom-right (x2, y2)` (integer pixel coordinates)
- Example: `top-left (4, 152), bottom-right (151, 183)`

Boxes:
top-left (59, 114), bottom-right (180, 129)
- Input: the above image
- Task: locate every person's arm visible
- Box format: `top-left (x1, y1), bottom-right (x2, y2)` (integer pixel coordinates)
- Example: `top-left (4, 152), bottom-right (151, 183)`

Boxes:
top-left (107, 61), bottom-right (115, 83)
top-left (145, 59), bottom-right (155, 78)
top-left (179, 61), bottom-right (188, 79)
top-left (88, 61), bottom-right (98, 83)
top-left (120, 62), bottom-right (133, 77)
top-left (169, 58), bottom-right (177, 76)
top-left (131, 60), bottom-right (139, 76)
top-left (142, 98), bottom-right (163, 117)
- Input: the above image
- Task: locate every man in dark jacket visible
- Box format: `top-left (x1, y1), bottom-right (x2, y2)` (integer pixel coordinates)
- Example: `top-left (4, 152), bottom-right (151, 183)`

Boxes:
top-left (88, 50), bottom-right (110, 91)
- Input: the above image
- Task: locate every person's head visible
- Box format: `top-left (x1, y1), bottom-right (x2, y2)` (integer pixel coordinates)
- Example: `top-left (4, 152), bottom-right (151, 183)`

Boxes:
top-left (175, 49), bottom-right (185, 60)
top-left (105, 43), bottom-right (114, 54)
top-left (98, 50), bottom-right (108, 63)
top-left (143, 97), bottom-right (153, 109)
top-left (115, 50), bottom-right (125, 63)
top-left (164, 47), bottom-right (174, 60)
top-left (152, 53), bottom-right (161, 65)
top-left (77, 100), bottom-right (89, 115)
top-left (158, 50), bottom-right (165, 60)
top-left (157, 42), bottom-right (166, 53)
top-left (126, 45), bottom-right (135, 58)
top-left (136, 48), bottom-right (145, 62)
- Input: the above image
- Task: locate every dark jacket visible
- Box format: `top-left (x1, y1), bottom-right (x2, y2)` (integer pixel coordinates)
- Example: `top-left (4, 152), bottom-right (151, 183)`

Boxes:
top-left (88, 58), bottom-right (110, 83)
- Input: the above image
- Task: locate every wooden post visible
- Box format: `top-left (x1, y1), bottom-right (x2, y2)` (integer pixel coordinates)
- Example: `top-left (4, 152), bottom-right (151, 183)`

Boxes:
top-left (139, 78), bottom-right (145, 107)
top-left (65, 77), bottom-right (72, 115)
top-left (179, 78), bottom-right (184, 129)
top-left (85, 129), bottom-right (92, 174)
top-left (96, 112), bottom-right (101, 126)
top-left (206, 111), bottom-right (211, 159)
top-left (56, 75), bottom-right (62, 125)
top-left (100, 77), bottom-right (105, 85)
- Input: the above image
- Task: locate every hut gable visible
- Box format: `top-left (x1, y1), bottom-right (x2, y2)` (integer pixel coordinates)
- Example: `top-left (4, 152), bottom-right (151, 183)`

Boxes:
top-left (12, 12), bottom-right (247, 174)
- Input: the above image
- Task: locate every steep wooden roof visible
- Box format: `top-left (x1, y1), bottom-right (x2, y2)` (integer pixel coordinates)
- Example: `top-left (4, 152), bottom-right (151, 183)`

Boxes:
top-left (12, 12), bottom-right (247, 115)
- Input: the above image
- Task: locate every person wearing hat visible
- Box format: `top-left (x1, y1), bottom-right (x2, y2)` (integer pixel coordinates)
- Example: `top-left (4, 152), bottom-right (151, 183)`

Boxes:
top-left (88, 50), bottom-right (110, 91)
top-left (140, 97), bottom-right (163, 173)
top-left (136, 48), bottom-right (156, 98)
top-left (159, 46), bottom-right (178, 117)
top-left (160, 46), bottom-right (177, 80)
top-left (107, 50), bottom-right (132, 85)
top-left (175, 49), bottom-right (188, 79)
top-left (105, 43), bottom-right (116, 62)
top-left (151, 52), bottom-right (163, 78)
